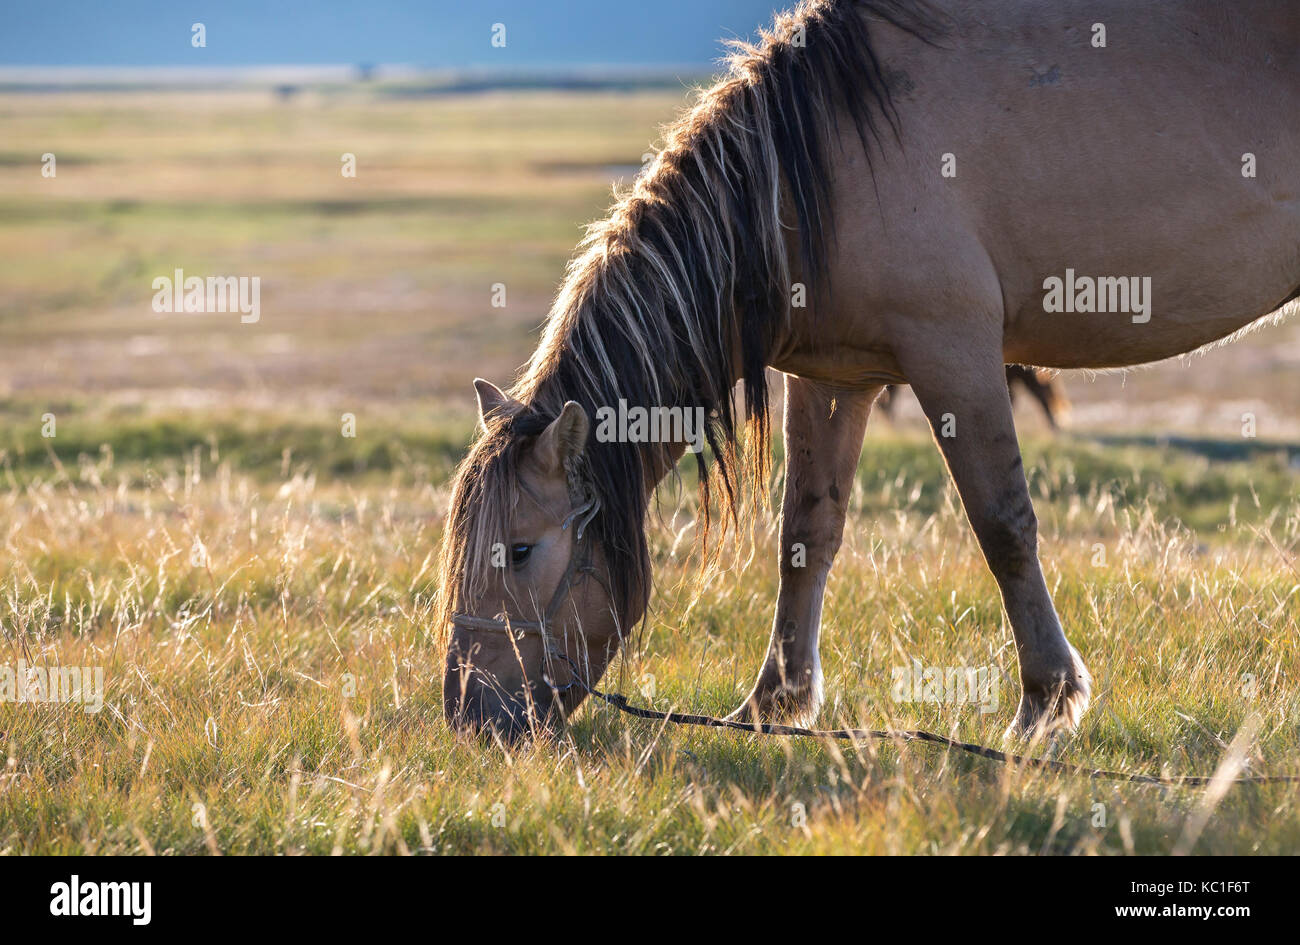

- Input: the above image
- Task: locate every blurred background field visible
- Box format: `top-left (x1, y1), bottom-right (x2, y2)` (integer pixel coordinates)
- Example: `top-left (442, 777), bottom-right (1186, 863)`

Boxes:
top-left (2, 82), bottom-right (1300, 855)
top-left (7, 86), bottom-right (1300, 440)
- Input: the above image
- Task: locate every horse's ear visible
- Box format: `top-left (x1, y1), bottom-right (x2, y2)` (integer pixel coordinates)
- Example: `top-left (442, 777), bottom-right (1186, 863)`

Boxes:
top-left (533, 401), bottom-right (589, 475)
top-left (473, 378), bottom-right (514, 431)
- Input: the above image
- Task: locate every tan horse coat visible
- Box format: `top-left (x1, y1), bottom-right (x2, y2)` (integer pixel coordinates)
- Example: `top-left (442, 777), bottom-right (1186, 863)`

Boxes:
top-left (441, 0), bottom-right (1299, 741)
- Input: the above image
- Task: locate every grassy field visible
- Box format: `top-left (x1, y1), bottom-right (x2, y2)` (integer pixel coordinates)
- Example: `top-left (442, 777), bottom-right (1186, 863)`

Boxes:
top-left (2, 88), bottom-right (1300, 855)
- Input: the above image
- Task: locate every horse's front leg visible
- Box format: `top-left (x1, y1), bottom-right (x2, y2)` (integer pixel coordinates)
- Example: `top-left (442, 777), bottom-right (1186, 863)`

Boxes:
top-left (900, 335), bottom-right (1091, 739)
top-left (728, 375), bottom-right (877, 725)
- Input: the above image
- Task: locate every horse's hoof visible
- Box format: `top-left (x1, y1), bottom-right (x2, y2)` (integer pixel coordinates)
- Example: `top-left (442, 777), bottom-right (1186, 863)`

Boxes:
top-left (1003, 650), bottom-right (1092, 744)
top-left (725, 682), bottom-right (822, 729)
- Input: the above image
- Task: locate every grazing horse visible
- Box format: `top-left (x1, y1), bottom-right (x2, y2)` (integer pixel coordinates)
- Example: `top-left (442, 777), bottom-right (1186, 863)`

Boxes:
top-left (877, 364), bottom-right (1070, 428)
top-left (438, 0), bottom-right (1300, 741)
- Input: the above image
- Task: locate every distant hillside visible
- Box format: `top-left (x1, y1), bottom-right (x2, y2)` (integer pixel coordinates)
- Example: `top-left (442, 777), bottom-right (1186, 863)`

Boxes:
top-left (0, 65), bottom-right (712, 95)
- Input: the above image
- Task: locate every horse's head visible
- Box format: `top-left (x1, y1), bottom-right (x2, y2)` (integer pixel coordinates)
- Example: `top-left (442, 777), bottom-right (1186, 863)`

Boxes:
top-left (438, 379), bottom-right (635, 742)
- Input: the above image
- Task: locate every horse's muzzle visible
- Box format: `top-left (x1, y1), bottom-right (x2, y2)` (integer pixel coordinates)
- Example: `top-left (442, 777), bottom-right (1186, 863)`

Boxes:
top-left (442, 657), bottom-right (557, 744)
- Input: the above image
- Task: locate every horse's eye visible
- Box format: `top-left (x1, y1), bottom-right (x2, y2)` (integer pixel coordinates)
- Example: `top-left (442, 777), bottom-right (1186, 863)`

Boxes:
top-left (510, 543), bottom-right (533, 567)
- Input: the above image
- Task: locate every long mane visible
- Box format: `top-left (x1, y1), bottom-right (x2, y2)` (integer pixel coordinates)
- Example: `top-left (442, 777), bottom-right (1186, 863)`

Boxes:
top-left (437, 0), bottom-right (939, 636)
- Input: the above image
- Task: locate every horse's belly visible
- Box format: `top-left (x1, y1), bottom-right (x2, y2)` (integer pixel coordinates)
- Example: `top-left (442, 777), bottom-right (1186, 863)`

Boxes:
top-left (1001, 248), bottom-right (1300, 369)
top-left (1004, 305), bottom-right (1296, 369)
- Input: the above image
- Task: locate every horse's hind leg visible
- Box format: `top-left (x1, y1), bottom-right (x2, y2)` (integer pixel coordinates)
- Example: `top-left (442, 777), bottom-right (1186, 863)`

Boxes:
top-left (1009, 365), bottom-right (1064, 429)
top-left (726, 375), bottom-right (877, 725)
top-left (901, 341), bottom-right (1090, 738)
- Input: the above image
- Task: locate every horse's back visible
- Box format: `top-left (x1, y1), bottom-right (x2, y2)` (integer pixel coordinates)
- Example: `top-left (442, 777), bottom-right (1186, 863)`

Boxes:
top-left (810, 0), bottom-right (1300, 374)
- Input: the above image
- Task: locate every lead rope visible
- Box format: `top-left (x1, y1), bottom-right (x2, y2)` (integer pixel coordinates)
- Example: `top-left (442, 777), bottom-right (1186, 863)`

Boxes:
top-left (549, 650), bottom-right (1299, 787)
